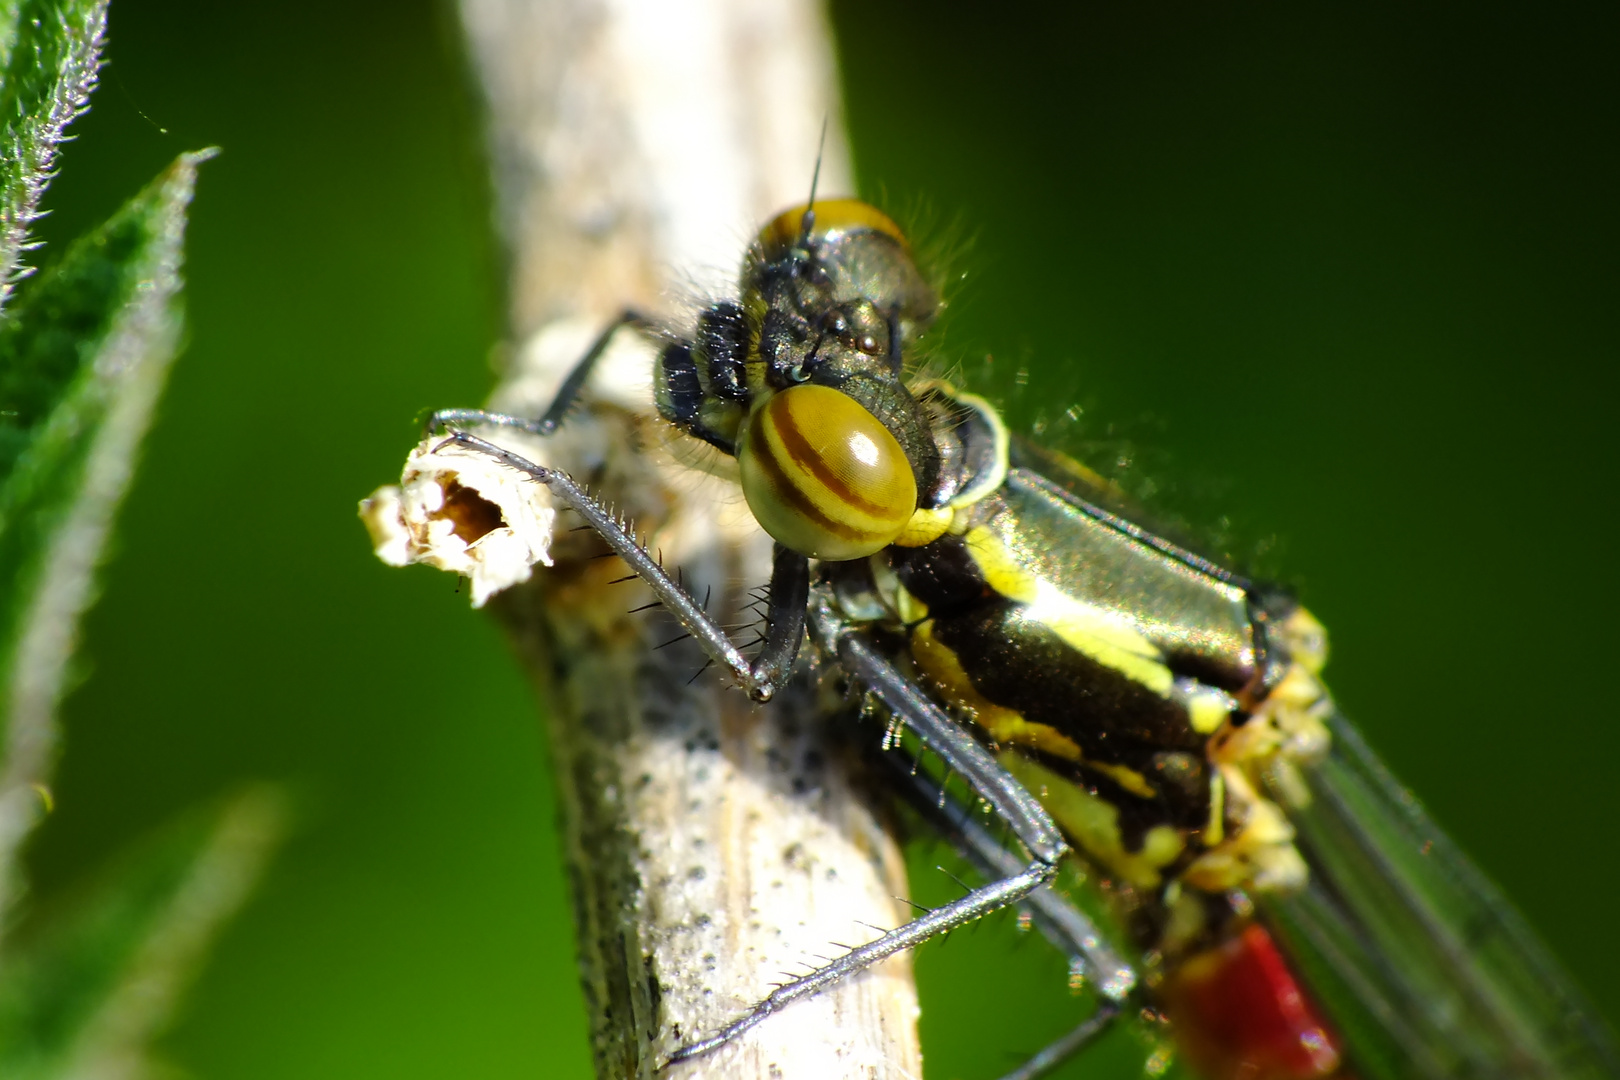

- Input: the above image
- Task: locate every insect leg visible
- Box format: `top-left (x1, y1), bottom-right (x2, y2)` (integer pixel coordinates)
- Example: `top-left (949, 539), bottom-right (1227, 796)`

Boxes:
top-left (432, 431), bottom-right (806, 702)
top-left (427, 308), bottom-right (654, 436)
top-left (994, 1005), bottom-right (1123, 1080)
top-left (666, 604), bottom-right (1071, 1065)
top-left (875, 747), bottom-right (1132, 1080)
top-left (751, 543), bottom-right (811, 694)
top-left (873, 747), bottom-right (1135, 1002)
top-left (819, 606), bottom-right (1064, 865)
top-left (666, 857), bottom-right (1054, 1066)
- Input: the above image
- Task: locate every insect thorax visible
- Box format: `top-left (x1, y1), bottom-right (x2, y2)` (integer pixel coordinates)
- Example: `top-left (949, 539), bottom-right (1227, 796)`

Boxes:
top-left (831, 379), bottom-right (1337, 960)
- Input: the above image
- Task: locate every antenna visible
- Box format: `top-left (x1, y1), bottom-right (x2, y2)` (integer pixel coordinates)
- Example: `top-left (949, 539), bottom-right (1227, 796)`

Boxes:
top-left (797, 115), bottom-right (829, 245)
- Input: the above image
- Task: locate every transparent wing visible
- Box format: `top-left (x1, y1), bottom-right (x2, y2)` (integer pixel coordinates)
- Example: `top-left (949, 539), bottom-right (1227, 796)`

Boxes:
top-left (1261, 711), bottom-right (1620, 1080)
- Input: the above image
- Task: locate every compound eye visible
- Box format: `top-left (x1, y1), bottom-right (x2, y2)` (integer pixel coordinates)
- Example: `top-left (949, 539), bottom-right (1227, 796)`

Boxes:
top-left (737, 385), bottom-right (918, 561)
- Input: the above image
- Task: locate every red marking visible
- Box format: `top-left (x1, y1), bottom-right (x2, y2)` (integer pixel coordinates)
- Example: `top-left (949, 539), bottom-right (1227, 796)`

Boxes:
top-left (1162, 922), bottom-right (1345, 1080)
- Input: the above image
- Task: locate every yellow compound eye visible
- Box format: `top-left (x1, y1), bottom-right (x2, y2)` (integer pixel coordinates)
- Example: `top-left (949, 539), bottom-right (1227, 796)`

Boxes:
top-left (738, 384), bottom-right (918, 561)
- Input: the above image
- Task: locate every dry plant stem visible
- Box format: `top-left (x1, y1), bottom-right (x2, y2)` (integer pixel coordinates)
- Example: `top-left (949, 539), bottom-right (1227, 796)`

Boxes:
top-left (454, 1), bottom-right (922, 1077)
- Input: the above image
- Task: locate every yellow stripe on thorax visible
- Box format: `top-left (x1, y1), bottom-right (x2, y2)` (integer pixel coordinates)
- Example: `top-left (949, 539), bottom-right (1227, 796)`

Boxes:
top-left (1001, 754), bottom-right (1185, 891)
top-left (964, 525), bottom-right (1175, 697)
top-left (911, 620), bottom-right (1160, 800)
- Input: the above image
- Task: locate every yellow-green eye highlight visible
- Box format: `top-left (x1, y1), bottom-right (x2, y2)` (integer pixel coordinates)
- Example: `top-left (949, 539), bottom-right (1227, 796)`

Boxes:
top-left (737, 385), bottom-right (918, 561)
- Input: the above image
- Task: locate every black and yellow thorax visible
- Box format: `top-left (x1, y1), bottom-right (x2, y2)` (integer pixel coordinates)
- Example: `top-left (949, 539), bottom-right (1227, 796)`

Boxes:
top-left (856, 381), bottom-right (1335, 929)
top-left (650, 198), bottom-right (1334, 947)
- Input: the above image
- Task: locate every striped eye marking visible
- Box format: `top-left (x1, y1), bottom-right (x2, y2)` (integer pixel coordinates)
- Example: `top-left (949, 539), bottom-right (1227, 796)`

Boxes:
top-left (738, 384), bottom-right (917, 561)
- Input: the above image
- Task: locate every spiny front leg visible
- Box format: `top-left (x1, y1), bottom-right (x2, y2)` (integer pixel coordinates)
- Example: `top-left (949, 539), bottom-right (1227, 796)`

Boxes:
top-left (665, 857), bottom-right (1057, 1067)
top-left (435, 430), bottom-right (805, 701)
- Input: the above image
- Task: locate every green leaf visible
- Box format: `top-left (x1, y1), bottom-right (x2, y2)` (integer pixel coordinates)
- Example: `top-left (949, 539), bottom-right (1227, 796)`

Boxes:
top-left (0, 0), bottom-right (108, 311)
top-left (0, 150), bottom-right (212, 919)
top-left (0, 789), bottom-right (286, 1080)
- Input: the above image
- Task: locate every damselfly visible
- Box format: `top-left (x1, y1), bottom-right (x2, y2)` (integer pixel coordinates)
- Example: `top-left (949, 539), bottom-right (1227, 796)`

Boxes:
top-left (423, 199), bottom-right (1618, 1079)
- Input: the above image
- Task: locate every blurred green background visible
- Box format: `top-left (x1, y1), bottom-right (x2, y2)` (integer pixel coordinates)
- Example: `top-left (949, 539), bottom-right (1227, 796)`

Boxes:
top-left (20, 1), bottom-right (1618, 1077)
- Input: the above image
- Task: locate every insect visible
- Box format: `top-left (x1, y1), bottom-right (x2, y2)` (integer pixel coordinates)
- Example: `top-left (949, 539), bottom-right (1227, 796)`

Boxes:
top-left (426, 197), bottom-right (1619, 1078)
